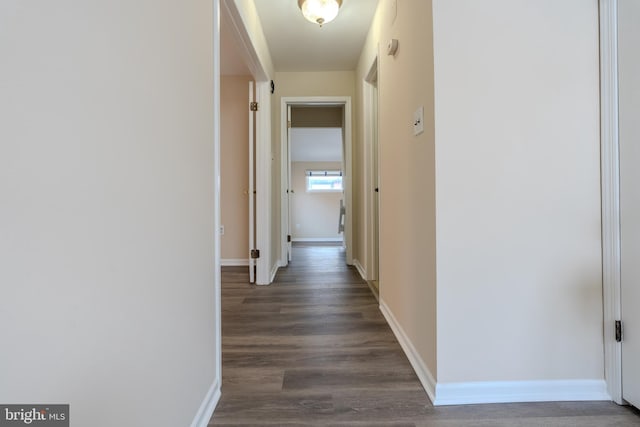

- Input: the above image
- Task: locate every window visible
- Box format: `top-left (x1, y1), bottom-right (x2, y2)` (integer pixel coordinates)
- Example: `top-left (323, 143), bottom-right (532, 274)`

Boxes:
top-left (306, 170), bottom-right (343, 192)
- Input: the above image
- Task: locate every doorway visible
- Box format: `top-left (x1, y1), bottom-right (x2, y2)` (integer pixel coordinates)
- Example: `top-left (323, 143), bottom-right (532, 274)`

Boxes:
top-left (289, 107), bottom-right (345, 248)
top-left (280, 97), bottom-right (353, 267)
top-left (220, 0), bottom-right (272, 285)
top-left (364, 58), bottom-right (380, 295)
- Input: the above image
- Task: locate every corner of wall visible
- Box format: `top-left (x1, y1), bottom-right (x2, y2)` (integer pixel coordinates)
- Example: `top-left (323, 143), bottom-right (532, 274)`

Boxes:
top-left (270, 260), bottom-right (280, 283)
top-left (352, 258), bottom-right (367, 281)
top-left (190, 379), bottom-right (221, 427)
top-left (379, 300), bottom-right (437, 403)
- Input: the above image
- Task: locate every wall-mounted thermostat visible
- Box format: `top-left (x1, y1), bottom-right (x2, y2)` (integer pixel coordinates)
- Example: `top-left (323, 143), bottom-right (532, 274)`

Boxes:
top-left (387, 39), bottom-right (399, 56)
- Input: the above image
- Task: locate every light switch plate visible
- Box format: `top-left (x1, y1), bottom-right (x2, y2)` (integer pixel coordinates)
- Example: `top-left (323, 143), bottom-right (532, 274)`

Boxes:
top-left (413, 106), bottom-right (424, 136)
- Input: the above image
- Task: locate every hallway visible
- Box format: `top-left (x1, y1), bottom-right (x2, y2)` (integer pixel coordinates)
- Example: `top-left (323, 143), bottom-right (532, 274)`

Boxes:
top-left (210, 244), bottom-right (640, 426)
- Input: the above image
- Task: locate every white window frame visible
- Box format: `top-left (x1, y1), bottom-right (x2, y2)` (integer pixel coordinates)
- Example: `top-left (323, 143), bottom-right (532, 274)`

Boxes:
top-left (305, 170), bottom-right (343, 193)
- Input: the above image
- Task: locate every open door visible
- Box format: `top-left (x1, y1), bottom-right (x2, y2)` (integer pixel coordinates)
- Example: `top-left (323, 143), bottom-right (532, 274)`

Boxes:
top-left (248, 81), bottom-right (256, 283)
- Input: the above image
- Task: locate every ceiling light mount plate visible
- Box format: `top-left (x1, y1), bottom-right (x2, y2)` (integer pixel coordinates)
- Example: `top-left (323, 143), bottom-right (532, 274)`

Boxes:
top-left (298, 0), bottom-right (343, 27)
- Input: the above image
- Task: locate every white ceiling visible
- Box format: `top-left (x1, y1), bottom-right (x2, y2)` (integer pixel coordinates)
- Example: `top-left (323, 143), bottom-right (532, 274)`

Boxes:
top-left (291, 128), bottom-right (343, 162)
top-left (254, 0), bottom-right (380, 71)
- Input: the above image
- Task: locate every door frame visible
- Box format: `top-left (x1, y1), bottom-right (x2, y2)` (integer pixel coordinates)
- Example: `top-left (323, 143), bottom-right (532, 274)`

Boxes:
top-left (280, 96), bottom-right (353, 266)
top-left (363, 57), bottom-right (379, 282)
top-left (249, 81), bottom-right (256, 283)
top-left (221, 0), bottom-right (272, 285)
top-left (212, 0), bottom-right (222, 395)
top-left (600, 0), bottom-right (623, 405)
top-left (286, 105), bottom-right (293, 262)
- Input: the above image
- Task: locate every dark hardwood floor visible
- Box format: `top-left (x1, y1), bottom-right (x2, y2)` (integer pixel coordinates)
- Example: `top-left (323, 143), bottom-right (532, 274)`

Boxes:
top-left (210, 243), bottom-right (640, 426)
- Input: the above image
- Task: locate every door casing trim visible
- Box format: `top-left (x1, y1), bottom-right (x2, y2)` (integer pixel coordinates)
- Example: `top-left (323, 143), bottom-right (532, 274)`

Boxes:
top-left (599, 0), bottom-right (623, 405)
top-left (280, 96), bottom-right (353, 266)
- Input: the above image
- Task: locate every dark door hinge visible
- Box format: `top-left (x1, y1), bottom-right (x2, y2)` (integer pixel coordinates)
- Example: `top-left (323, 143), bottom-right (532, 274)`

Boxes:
top-left (615, 320), bottom-right (622, 342)
top-left (250, 102), bottom-right (259, 111)
top-left (250, 249), bottom-right (260, 259)
top-left (287, 235), bottom-right (292, 243)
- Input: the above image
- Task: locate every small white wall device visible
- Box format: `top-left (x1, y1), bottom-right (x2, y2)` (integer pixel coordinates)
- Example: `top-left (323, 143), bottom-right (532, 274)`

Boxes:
top-left (387, 39), bottom-right (399, 56)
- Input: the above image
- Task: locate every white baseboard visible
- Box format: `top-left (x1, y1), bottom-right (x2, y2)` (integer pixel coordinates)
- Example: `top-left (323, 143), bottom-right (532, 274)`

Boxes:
top-left (379, 300), bottom-right (610, 406)
top-left (352, 258), bottom-right (367, 281)
top-left (221, 258), bottom-right (248, 267)
top-left (270, 262), bottom-right (279, 283)
top-left (434, 379), bottom-right (610, 406)
top-left (292, 237), bottom-right (343, 242)
top-left (379, 300), bottom-right (437, 403)
top-left (190, 379), bottom-right (221, 427)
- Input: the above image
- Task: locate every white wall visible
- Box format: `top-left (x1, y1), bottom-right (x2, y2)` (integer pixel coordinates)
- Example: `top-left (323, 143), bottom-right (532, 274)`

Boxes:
top-left (355, 0), bottom-right (604, 404)
top-left (355, 0), bottom-right (438, 382)
top-left (0, 1), bottom-right (218, 426)
top-left (291, 162), bottom-right (343, 240)
top-left (433, 0), bottom-right (603, 385)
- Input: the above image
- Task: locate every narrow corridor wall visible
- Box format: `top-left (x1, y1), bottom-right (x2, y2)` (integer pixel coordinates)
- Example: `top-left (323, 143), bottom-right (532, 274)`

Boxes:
top-left (355, 0), bottom-right (604, 404)
top-left (355, 0), bottom-right (438, 385)
top-left (0, 1), bottom-right (218, 425)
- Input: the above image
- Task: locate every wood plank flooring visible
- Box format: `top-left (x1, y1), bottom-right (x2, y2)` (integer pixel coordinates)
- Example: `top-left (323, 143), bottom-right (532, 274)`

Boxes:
top-left (210, 243), bottom-right (640, 426)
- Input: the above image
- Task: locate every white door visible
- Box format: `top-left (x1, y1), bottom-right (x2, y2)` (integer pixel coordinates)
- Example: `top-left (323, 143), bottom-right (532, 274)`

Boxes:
top-left (365, 60), bottom-right (380, 286)
top-left (248, 81), bottom-right (256, 283)
top-left (286, 105), bottom-right (293, 262)
top-left (372, 78), bottom-right (380, 284)
top-left (619, 0), bottom-right (640, 408)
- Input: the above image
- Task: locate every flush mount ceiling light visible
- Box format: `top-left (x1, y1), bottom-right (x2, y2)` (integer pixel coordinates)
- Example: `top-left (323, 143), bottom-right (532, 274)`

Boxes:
top-left (298, 0), bottom-right (343, 27)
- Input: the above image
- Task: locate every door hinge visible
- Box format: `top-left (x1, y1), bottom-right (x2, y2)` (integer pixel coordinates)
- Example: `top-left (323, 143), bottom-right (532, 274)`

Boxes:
top-left (615, 320), bottom-right (622, 342)
top-left (287, 235), bottom-right (292, 243)
top-left (287, 120), bottom-right (292, 128)
top-left (250, 249), bottom-right (260, 259)
top-left (250, 102), bottom-right (259, 112)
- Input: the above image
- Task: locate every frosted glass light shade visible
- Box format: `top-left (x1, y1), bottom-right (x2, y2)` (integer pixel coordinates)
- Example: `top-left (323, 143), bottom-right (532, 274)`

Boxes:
top-left (298, 0), bottom-right (343, 26)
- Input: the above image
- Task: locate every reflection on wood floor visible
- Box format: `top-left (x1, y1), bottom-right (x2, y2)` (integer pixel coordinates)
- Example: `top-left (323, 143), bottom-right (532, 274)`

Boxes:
top-left (210, 243), bottom-right (640, 426)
